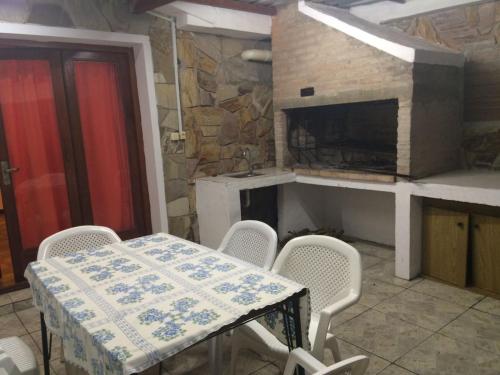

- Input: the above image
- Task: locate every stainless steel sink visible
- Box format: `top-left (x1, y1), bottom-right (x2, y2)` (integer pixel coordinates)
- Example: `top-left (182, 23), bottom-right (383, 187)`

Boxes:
top-left (228, 172), bottom-right (263, 178)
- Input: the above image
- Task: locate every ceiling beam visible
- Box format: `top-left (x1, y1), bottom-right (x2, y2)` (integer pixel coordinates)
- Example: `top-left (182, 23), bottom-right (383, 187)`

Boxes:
top-left (133, 0), bottom-right (276, 16)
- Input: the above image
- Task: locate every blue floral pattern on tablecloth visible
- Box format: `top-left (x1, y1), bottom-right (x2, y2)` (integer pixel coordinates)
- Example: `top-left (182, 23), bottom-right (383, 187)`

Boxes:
top-left (24, 233), bottom-right (309, 375)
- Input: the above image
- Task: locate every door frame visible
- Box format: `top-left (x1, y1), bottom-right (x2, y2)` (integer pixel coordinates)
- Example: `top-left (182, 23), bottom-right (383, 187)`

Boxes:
top-left (0, 23), bottom-right (169, 234)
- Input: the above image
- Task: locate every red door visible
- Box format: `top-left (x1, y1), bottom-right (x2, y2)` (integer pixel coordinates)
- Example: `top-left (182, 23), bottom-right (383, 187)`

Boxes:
top-left (0, 49), bottom-right (78, 281)
top-left (0, 47), bottom-right (150, 283)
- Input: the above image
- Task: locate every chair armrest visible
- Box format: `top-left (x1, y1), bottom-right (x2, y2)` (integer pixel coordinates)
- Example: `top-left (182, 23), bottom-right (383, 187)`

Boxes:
top-left (321, 291), bottom-right (360, 318)
top-left (283, 348), bottom-right (325, 375)
top-left (311, 291), bottom-right (360, 359)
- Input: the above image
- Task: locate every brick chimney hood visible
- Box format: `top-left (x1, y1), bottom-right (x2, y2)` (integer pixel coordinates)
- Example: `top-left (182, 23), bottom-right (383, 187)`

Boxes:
top-left (272, 2), bottom-right (465, 180)
top-left (298, 0), bottom-right (464, 67)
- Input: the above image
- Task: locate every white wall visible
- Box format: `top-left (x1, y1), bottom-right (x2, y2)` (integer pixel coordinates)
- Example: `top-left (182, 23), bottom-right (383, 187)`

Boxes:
top-left (279, 183), bottom-right (395, 246)
top-left (331, 189), bottom-right (395, 246)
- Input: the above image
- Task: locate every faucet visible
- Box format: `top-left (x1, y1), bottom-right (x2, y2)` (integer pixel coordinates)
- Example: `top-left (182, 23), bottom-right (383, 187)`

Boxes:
top-left (241, 148), bottom-right (254, 175)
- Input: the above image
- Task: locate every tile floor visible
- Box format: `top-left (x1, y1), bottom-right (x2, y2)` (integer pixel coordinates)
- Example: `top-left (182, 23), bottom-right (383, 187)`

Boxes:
top-left (1, 240), bottom-right (500, 375)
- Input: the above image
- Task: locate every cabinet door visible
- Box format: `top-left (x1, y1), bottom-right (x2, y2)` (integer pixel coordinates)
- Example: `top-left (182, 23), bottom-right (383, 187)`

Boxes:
top-left (471, 214), bottom-right (500, 294)
top-left (422, 207), bottom-right (469, 287)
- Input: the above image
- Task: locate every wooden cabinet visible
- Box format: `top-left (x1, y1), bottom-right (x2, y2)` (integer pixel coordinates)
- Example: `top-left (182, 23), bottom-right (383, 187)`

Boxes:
top-left (471, 214), bottom-right (500, 294)
top-left (422, 207), bottom-right (469, 287)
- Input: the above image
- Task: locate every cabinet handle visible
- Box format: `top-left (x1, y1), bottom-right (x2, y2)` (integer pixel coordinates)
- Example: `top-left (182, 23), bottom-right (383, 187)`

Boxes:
top-left (474, 224), bottom-right (480, 230)
top-left (457, 222), bottom-right (464, 229)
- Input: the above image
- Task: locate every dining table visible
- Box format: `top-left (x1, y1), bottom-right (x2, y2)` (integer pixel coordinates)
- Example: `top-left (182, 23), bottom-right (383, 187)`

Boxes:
top-left (24, 233), bottom-right (310, 375)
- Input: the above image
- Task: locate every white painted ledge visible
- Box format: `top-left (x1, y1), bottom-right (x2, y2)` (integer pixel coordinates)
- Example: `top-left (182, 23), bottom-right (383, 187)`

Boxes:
top-left (351, 0), bottom-right (486, 25)
top-left (156, 1), bottom-right (271, 39)
top-left (298, 0), bottom-right (464, 67)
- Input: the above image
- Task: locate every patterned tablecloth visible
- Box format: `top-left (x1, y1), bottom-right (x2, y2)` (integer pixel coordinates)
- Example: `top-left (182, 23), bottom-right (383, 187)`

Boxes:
top-left (25, 233), bottom-right (309, 375)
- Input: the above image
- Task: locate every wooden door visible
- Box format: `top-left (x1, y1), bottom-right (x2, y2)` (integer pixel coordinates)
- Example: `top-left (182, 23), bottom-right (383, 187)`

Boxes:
top-left (0, 49), bottom-right (81, 281)
top-left (62, 50), bottom-right (150, 239)
top-left (471, 214), bottom-right (500, 294)
top-left (422, 207), bottom-right (469, 287)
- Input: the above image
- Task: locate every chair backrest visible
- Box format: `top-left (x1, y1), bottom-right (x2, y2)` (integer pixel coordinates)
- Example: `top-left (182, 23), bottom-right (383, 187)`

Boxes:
top-left (37, 225), bottom-right (121, 260)
top-left (273, 235), bottom-right (362, 313)
top-left (218, 220), bottom-right (277, 270)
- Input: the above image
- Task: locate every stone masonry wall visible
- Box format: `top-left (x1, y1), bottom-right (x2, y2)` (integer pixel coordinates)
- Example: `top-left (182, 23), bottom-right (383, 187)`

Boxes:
top-left (272, 2), bottom-right (415, 176)
top-left (170, 31), bottom-right (274, 240)
top-left (0, 0), bottom-right (274, 240)
top-left (388, 0), bottom-right (500, 169)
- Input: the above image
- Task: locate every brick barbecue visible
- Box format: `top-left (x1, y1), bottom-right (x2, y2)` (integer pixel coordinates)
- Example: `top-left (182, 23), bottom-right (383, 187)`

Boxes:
top-left (272, 3), bottom-right (464, 180)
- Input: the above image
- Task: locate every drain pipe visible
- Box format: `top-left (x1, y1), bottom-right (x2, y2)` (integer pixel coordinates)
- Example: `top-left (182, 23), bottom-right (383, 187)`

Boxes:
top-left (241, 49), bottom-right (272, 63)
top-left (147, 11), bottom-right (184, 137)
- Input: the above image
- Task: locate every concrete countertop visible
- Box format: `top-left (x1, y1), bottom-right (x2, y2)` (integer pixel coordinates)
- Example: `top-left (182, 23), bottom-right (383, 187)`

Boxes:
top-left (196, 167), bottom-right (296, 190)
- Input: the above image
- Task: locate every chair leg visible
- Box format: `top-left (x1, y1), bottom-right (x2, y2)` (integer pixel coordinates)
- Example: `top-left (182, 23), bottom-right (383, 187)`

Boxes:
top-left (326, 337), bottom-right (341, 363)
top-left (229, 337), bottom-right (241, 375)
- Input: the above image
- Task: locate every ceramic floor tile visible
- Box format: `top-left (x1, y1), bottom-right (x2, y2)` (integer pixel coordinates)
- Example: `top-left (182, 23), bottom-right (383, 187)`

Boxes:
top-left (16, 306), bottom-right (41, 333)
top-left (474, 297), bottom-right (500, 317)
top-left (363, 261), bottom-right (422, 289)
top-left (0, 293), bottom-right (11, 306)
top-left (161, 337), bottom-right (270, 375)
top-left (50, 358), bottom-right (67, 375)
top-left (409, 279), bottom-right (484, 308)
top-left (330, 338), bottom-right (389, 375)
top-left (352, 242), bottom-right (395, 260)
top-left (13, 298), bottom-right (34, 312)
top-left (361, 253), bottom-right (384, 270)
top-left (378, 365), bottom-right (416, 375)
top-left (359, 277), bottom-right (405, 308)
top-left (334, 309), bottom-right (433, 362)
top-left (249, 363), bottom-right (280, 375)
top-left (330, 302), bottom-right (370, 328)
top-left (31, 330), bottom-right (63, 360)
top-left (396, 333), bottom-right (500, 375)
top-left (9, 287), bottom-right (32, 303)
top-left (440, 308), bottom-right (500, 356)
top-left (373, 289), bottom-right (467, 331)
top-left (0, 303), bottom-right (13, 316)
top-left (0, 312), bottom-right (28, 337)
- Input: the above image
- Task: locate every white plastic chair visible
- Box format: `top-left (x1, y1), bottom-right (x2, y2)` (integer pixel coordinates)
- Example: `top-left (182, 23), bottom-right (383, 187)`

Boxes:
top-left (230, 235), bottom-right (362, 373)
top-left (36, 225), bottom-right (121, 363)
top-left (0, 337), bottom-right (38, 375)
top-left (218, 220), bottom-right (278, 271)
top-left (37, 225), bottom-right (121, 260)
top-left (284, 348), bottom-right (368, 375)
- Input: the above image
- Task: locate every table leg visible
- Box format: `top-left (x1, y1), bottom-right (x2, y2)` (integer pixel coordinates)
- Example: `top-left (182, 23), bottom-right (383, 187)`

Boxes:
top-left (208, 335), bottom-right (223, 375)
top-left (282, 297), bottom-right (305, 375)
top-left (40, 313), bottom-right (51, 375)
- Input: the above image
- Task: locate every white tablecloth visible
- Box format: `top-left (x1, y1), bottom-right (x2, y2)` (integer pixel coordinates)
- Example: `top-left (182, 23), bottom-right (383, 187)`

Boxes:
top-left (25, 233), bottom-right (309, 375)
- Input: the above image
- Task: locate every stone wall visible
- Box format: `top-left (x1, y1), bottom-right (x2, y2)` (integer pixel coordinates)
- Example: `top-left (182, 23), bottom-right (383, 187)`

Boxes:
top-left (0, 0), bottom-right (274, 240)
top-left (171, 31), bottom-right (274, 240)
top-left (387, 0), bottom-right (500, 169)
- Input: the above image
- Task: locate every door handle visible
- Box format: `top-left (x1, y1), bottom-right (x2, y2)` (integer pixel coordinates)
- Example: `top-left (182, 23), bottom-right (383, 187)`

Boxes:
top-left (1, 161), bottom-right (19, 186)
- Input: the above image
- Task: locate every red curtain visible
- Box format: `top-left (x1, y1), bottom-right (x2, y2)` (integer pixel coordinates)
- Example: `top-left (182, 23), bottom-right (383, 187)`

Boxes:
top-left (74, 61), bottom-right (134, 232)
top-left (0, 60), bottom-right (71, 249)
